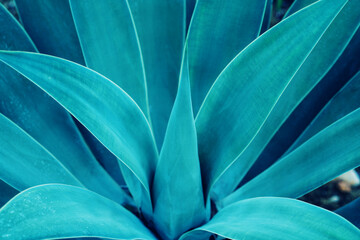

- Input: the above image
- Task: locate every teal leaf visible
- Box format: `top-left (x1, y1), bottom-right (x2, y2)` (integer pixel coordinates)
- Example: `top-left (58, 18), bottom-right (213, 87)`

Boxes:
top-left (211, 0), bottom-right (360, 201)
top-left (188, 0), bottom-right (267, 113)
top-left (196, 0), bottom-right (348, 200)
top-left (0, 51), bottom-right (157, 213)
top-left (15, 0), bottom-right (84, 64)
top-left (0, 184), bottom-right (156, 240)
top-left (128, 0), bottom-right (185, 149)
top-left (69, 0), bottom-right (149, 118)
top-left (0, 113), bottom-right (82, 190)
top-left (260, 0), bottom-right (273, 34)
top-left (242, 28), bottom-right (360, 186)
top-left (220, 107), bottom-right (360, 207)
top-left (0, 3), bottom-right (36, 51)
top-left (336, 198), bottom-right (360, 229)
top-left (0, 60), bottom-right (128, 205)
top-left (152, 50), bottom-right (206, 240)
top-left (284, 0), bottom-right (317, 19)
top-left (0, 180), bottom-right (17, 207)
top-left (287, 71), bottom-right (360, 154)
top-left (180, 198), bottom-right (360, 240)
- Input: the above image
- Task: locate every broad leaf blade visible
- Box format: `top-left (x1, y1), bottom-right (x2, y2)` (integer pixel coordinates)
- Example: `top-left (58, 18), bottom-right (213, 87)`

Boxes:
top-left (0, 4), bottom-right (36, 51)
top-left (69, 0), bottom-right (149, 118)
top-left (128, 0), bottom-right (185, 149)
top-left (0, 185), bottom-right (156, 240)
top-left (287, 71), bottom-right (360, 154)
top-left (0, 10), bottom-right (129, 204)
top-left (0, 51), bottom-right (158, 214)
top-left (221, 108), bottom-right (360, 207)
top-left (152, 50), bottom-right (206, 240)
top-left (212, 0), bottom-right (360, 201)
top-left (0, 113), bottom-right (82, 190)
top-left (196, 0), bottom-right (347, 199)
top-left (188, 0), bottom-right (267, 113)
top-left (180, 198), bottom-right (360, 240)
top-left (15, 0), bottom-right (84, 64)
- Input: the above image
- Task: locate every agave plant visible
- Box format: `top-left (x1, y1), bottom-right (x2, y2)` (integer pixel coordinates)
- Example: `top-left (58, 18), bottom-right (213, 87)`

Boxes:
top-left (0, 0), bottom-right (360, 239)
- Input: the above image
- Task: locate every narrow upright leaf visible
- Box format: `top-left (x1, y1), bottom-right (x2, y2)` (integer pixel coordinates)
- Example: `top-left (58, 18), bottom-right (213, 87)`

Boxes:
top-left (0, 185), bottom-right (156, 240)
top-left (0, 51), bottom-right (158, 214)
top-left (195, 0), bottom-right (348, 199)
top-left (152, 51), bottom-right (206, 240)
top-left (15, 0), bottom-right (84, 64)
top-left (128, 0), bottom-right (185, 148)
top-left (69, 0), bottom-right (149, 117)
top-left (188, 0), bottom-right (267, 113)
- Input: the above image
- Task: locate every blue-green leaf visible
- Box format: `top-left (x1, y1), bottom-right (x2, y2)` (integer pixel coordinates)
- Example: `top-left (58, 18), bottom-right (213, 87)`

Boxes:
top-left (0, 113), bottom-right (82, 190)
top-left (0, 3), bottom-right (36, 51)
top-left (0, 51), bottom-right (157, 214)
top-left (128, 0), bottom-right (185, 149)
top-left (180, 198), bottom-right (360, 240)
top-left (152, 50), bottom-right (206, 240)
top-left (69, 0), bottom-right (149, 118)
top-left (0, 184), bottom-right (156, 240)
top-left (196, 0), bottom-right (348, 200)
top-left (211, 0), bottom-right (360, 201)
top-left (284, 0), bottom-right (317, 18)
top-left (15, 0), bottom-right (84, 64)
top-left (336, 198), bottom-right (360, 229)
top-left (188, 0), bottom-right (267, 113)
top-left (287, 71), bottom-right (360, 154)
top-left (221, 107), bottom-right (360, 207)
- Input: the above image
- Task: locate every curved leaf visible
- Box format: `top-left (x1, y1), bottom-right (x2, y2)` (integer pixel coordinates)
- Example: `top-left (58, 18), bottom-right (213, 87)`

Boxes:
top-left (188, 0), bottom-right (267, 113)
top-left (284, 0), bottom-right (317, 18)
top-left (0, 3), bottom-right (36, 51)
top-left (287, 71), bottom-right (360, 154)
top-left (0, 184), bottom-right (156, 240)
top-left (128, 0), bottom-right (185, 149)
top-left (69, 0), bottom-right (149, 118)
top-left (241, 27), bottom-right (360, 187)
top-left (15, 0), bottom-right (84, 64)
top-left (0, 113), bottom-right (83, 190)
top-left (195, 0), bottom-right (348, 199)
top-left (180, 198), bottom-right (360, 240)
top-left (221, 107), bottom-right (360, 207)
top-left (152, 50), bottom-right (206, 240)
top-left (336, 197), bottom-right (360, 229)
top-left (211, 0), bottom-right (360, 201)
top-left (0, 51), bottom-right (158, 214)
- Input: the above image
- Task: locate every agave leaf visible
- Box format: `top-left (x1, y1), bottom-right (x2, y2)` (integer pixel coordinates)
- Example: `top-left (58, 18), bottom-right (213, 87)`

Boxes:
top-left (69, 0), bottom-right (149, 118)
top-left (128, 0), bottom-right (185, 149)
top-left (211, 0), bottom-right (360, 201)
top-left (0, 4), bottom-right (36, 51)
top-left (0, 180), bottom-right (17, 207)
top-left (180, 198), bottom-right (360, 240)
top-left (242, 28), bottom-right (360, 186)
top-left (152, 50), bottom-right (206, 240)
top-left (284, 0), bottom-right (317, 18)
top-left (0, 184), bottom-right (156, 240)
top-left (287, 71), bottom-right (360, 154)
top-left (220, 107), bottom-right (360, 207)
top-left (196, 0), bottom-right (348, 199)
top-left (336, 198), bottom-right (360, 229)
top-left (260, 0), bottom-right (273, 34)
top-left (0, 51), bottom-right (157, 214)
top-left (0, 113), bottom-right (83, 190)
top-left (0, 14), bottom-right (129, 204)
top-left (188, 0), bottom-right (267, 113)
top-left (15, 0), bottom-right (84, 64)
